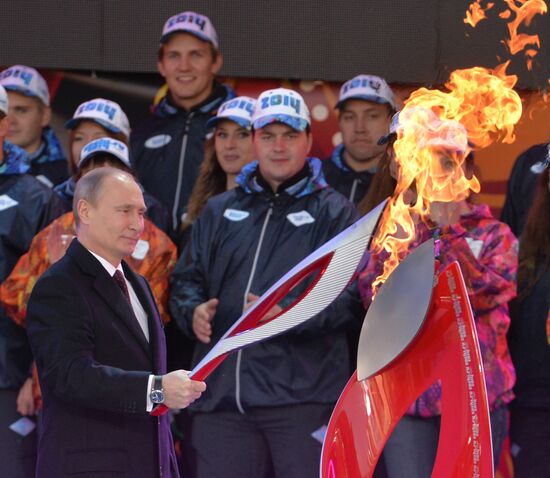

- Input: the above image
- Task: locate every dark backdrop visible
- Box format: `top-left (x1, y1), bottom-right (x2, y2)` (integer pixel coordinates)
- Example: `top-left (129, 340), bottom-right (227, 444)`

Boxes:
top-left (0, 0), bottom-right (548, 88)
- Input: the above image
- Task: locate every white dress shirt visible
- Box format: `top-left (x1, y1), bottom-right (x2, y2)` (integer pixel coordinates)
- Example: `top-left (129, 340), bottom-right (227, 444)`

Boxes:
top-left (87, 249), bottom-right (155, 411)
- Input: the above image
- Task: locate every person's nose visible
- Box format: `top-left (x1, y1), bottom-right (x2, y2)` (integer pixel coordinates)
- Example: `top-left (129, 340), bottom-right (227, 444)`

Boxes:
top-left (355, 117), bottom-right (366, 134)
top-left (129, 211), bottom-right (144, 233)
top-left (273, 135), bottom-right (285, 152)
top-left (177, 54), bottom-right (191, 71)
top-left (226, 135), bottom-right (237, 150)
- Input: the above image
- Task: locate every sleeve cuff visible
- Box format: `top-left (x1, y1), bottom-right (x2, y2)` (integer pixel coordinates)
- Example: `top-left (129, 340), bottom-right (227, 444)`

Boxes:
top-left (146, 374), bottom-right (154, 412)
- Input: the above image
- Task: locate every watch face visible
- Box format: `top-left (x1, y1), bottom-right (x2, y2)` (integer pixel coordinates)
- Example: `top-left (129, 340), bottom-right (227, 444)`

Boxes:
top-left (150, 390), bottom-right (164, 404)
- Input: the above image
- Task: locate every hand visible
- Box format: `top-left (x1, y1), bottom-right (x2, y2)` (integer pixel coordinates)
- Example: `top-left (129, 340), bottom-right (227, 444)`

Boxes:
top-left (192, 298), bottom-right (218, 343)
top-left (245, 293), bottom-right (283, 323)
top-left (161, 370), bottom-right (206, 409)
top-left (16, 378), bottom-right (36, 416)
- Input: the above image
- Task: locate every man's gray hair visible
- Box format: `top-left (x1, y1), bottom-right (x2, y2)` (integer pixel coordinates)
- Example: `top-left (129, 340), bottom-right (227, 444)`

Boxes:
top-left (73, 167), bottom-right (134, 227)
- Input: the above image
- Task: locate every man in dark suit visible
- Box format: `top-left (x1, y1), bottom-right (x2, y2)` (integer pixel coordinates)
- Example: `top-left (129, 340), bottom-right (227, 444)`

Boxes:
top-left (27, 167), bottom-right (206, 478)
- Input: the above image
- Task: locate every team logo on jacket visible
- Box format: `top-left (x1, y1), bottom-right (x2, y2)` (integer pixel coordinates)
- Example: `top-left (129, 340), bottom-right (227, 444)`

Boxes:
top-left (223, 209), bottom-right (250, 221)
top-left (144, 134), bottom-right (172, 149)
top-left (286, 211), bottom-right (315, 226)
top-left (0, 195), bottom-right (18, 212)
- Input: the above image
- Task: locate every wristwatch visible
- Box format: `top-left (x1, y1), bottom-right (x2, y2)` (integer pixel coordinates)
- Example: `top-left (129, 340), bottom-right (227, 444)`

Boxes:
top-left (149, 375), bottom-right (164, 404)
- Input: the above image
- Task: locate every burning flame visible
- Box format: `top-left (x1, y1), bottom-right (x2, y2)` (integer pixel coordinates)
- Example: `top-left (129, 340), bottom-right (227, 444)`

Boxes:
top-left (465, 0), bottom-right (547, 70)
top-left (464, 0), bottom-right (494, 26)
top-left (371, 65), bottom-right (522, 292)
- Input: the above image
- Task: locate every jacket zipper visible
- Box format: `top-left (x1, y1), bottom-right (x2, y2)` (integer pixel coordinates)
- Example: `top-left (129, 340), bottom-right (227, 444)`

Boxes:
top-left (235, 201), bottom-right (274, 414)
top-left (349, 178), bottom-right (359, 204)
top-left (171, 112), bottom-right (194, 231)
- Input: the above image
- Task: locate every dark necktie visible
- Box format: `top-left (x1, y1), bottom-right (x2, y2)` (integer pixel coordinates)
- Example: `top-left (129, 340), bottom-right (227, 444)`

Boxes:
top-left (113, 270), bottom-right (131, 305)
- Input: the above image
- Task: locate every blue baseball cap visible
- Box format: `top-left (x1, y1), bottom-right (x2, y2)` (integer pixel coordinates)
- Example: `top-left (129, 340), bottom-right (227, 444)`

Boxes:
top-left (206, 96), bottom-right (257, 130)
top-left (252, 88), bottom-right (311, 132)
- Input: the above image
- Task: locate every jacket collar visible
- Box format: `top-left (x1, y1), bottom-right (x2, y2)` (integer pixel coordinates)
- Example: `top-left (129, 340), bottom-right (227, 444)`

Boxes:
top-left (66, 239), bottom-right (154, 361)
top-left (0, 141), bottom-right (30, 176)
top-left (236, 157), bottom-right (328, 199)
top-left (153, 81), bottom-right (236, 118)
top-left (53, 176), bottom-right (76, 202)
top-left (29, 127), bottom-right (66, 164)
top-left (330, 143), bottom-right (378, 176)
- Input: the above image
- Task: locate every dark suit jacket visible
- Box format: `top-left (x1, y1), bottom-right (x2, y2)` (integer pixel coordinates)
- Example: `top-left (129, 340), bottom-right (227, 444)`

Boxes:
top-left (27, 239), bottom-right (179, 478)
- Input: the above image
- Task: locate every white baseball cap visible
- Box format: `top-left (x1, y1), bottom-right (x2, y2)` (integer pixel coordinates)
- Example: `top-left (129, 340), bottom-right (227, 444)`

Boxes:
top-left (422, 119), bottom-right (468, 153)
top-left (65, 98), bottom-right (130, 138)
top-left (378, 108), bottom-right (468, 154)
top-left (78, 137), bottom-right (131, 169)
top-left (0, 65), bottom-right (50, 106)
top-left (206, 96), bottom-right (257, 130)
top-left (0, 85), bottom-right (8, 116)
top-left (252, 88), bottom-right (311, 132)
top-left (160, 11), bottom-right (219, 49)
top-left (378, 111), bottom-right (401, 145)
top-left (337, 74), bottom-right (396, 110)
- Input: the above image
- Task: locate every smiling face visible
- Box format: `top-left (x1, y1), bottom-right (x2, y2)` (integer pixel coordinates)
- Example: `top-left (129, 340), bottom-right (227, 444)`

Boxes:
top-left (254, 123), bottom-right (312, 191)
top-left (157, 32), bottom-right (222, 110)
top-left (6, 91), bottom-right (50, 154)
top-left (338, 99), bottom-right (391, 171)
top-left (76, 172), bottom-right (146, 266)
top-left (214, 119), bottom-right (254, 176)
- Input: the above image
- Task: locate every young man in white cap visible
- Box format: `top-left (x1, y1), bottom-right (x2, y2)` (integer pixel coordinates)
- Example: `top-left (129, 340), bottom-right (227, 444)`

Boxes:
top-left (0, 84), bottom-right (65, 477)
top-left (170, 88), bottom-right (362, 478)
top-left (323, 74), bottom-right (396, 205)
top-left (0, 65), bottom-right (68, 187)
top-left (131, 11), bottom-right (235, 244)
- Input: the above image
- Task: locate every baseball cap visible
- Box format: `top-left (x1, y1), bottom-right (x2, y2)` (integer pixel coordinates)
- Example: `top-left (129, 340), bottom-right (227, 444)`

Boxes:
top-left (65, 98), bottom-right (130, 138)
top-left (378, 109), bottom-right (468, 155)
top-left (206, 96), bottom-right (257, 130)
top-left (529, 143), bottom-right (550, 174)
top-left (336, 74), bottom-right (396, 110)
top-left (78, 137), bottom-right (131, 170)
top-left (421, 119), bottom-right (468, 154)
top-left (0, 85), bottom-right (8, 116)
top-left (252, 88), bottom-right (311, 132)
top-left (0, 65), bottom-right (50, 106)
top-left (377, 111), bottom-right (401, 145)
top-left (160, 11), bottom-right (219, 49)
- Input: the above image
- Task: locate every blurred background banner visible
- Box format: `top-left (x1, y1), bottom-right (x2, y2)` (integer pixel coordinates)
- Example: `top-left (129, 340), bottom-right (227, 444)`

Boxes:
top-left (1, 0), bottom-right (549, 87)
top-left (1, 0), bottom-right (549, 215)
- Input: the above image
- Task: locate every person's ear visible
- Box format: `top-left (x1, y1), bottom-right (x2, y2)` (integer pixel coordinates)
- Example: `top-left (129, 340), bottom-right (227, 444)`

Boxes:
top-left (306, 131), bottom-right (313, 155)
top-left (0, 116), bottom-right (8, 138)
top-left (157, 58), bottom-right (167, 79)
top-left (211, 52), bottom-right (223, 76)
top-left (76, 199), bottom-right (92, 225)
top-left (41, 106), bottom-right (52, 128)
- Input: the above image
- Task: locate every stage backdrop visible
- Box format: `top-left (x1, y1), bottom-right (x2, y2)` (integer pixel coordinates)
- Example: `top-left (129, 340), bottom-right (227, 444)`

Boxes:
top-left (0, 0), bottom-right (549, 89)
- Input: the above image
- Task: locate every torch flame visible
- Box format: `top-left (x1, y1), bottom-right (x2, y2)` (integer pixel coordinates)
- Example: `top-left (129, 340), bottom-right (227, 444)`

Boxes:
top-left (371, 65), bottom-right (522, 292)
top-left (503, 0), bottom-right (547, 58)
top-left (465, 0), bottom-right (547, 70)
top-left (464, 0), bottom-right (494, 26)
